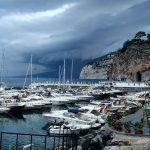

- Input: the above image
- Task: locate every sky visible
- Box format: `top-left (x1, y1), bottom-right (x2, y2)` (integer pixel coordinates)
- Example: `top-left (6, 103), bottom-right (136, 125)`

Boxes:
top-left (0, 0), bottom-right (150, 78)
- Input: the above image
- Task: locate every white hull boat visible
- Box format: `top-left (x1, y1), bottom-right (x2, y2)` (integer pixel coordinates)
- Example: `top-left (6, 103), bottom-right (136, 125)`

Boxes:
top-left (49, 125), bottom-right (80, 135)
top-left (49, 97), bottom-right (69, 106)
top-left (0, 107), bottom-right (10, 114)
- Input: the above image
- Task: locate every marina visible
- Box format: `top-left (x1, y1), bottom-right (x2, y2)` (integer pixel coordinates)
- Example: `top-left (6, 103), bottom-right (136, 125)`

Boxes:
top-left (0, 78), bottom-right (149, 149)
top-left (0, 1), bottom-right (150, 149)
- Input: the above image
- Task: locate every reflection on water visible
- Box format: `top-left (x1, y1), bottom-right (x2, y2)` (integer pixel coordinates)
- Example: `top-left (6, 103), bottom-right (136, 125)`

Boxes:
top-left (0, 113), bottom-right (47, 135)
top-left (0, 105), bottom-right (77, 149)
top-left (0, 105), bottom-right (68, 134)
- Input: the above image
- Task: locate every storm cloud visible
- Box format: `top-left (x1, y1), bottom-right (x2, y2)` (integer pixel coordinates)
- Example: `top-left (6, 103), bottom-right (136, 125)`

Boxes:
top-left (0, 0), bottom-right (150, 77)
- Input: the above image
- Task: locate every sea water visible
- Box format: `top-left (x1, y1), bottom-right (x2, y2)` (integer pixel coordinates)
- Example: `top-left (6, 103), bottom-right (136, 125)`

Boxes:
top-left (0, 106), bottom-right (68, 149)
top-left (0, 77), bottom-right (100, 149)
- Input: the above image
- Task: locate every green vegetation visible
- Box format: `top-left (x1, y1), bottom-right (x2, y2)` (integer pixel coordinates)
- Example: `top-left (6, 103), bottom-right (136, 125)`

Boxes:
top-left (124, 107), bottom-right (140, 116)
top-left (147, 121), bottom-right (150, 134)
top-left (107, 106), bottom-right (143, 134)
top-left (120, 31), bottom-right (150, 53)
top-left (134, 31), bottom-right (146, 39)
top-left (133, 122), bottom-right (143, 134)
top-left (107, 112), bottom-right (123, 126)
top-left (124, 121), bottom-right (132, 133)
top-left (147, 33), bottom-right (150, 41)
top-left (121, 140), bottom-right (131, 146)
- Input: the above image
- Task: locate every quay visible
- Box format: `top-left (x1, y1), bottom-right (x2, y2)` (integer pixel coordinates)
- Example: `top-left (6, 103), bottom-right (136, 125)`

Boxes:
top-left (30, 81), bottom-right (150, 91)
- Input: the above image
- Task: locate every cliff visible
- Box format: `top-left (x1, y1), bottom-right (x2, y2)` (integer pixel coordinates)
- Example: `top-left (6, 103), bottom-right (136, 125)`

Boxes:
top-left (80, 32), bottom-right (150, 81)
top-left (80, 52), bottom-right (115, 80)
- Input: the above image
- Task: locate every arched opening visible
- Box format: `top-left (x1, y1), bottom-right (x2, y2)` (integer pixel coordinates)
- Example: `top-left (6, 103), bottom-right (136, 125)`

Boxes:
top-left (136, 72), bottom-right (142, 82)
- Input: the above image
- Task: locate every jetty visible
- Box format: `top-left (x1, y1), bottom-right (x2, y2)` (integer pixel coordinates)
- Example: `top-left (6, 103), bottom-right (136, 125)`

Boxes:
top-left (30, 81), bottom-right (150, 92)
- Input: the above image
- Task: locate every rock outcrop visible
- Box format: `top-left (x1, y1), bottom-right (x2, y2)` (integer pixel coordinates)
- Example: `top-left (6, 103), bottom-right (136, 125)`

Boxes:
top-left (80, 52), bottom-right (115, 80)
top-left (80, 32), bottom-right (150, 82)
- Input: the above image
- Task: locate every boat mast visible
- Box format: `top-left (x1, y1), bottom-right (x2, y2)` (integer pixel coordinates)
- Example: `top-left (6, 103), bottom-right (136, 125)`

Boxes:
top-left (0, 49), bottom-right (6, 83)
top-left (1, 51), bottom-right (3, 83)
top-left (23, 54), bottom-right (32, 88)
top-left (63, 59), bottom-right (66, 84)
top-left (70, 59), bottom-right (73, 83)
top-left (59, 65), bottom-right (61, 83)
top-left (30, 54), bottom-right (32, 84)
top-left (23, 63), bottom-right (30, 88)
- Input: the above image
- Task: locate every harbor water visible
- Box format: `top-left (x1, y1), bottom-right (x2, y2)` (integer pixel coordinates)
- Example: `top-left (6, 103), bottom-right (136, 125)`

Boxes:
top-left (0, 106), bottom-right (75, 149)
top-left (0, 78), bottom-right (104, 149)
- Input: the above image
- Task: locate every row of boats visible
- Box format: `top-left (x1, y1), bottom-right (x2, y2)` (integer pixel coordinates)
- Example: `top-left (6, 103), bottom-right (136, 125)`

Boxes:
top-left (43, 105), bottom-right (106, 135)
top-left (0, 91), bottom-right (93, 114)
top-left (0, 83), bottom-right (125, 115)
top-left (0, 82), bottom-right (149, 136)
top-left (42, 91), bottom-right (150, 135)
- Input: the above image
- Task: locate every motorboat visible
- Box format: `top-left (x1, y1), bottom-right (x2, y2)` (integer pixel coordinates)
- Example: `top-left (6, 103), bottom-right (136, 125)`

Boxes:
top-left (74, 92), bottom-right (94, 101)
top-left (48, 97), bottom-right (70, 106)
top-left (49, 124), bottom-right (80, 135)
top-left (0, 106), bottom-right (10, 114)
top-left (21, 95), bottom-right (52, 110)
top-left (79, 105), bottom-right (105, 124)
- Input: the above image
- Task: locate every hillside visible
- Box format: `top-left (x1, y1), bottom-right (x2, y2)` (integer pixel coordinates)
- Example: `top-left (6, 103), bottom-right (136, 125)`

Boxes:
top-left (80, 31), bottom-right (150, 81)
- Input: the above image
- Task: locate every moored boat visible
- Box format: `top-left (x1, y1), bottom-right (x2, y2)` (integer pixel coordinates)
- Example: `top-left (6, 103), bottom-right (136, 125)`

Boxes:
top-left (49, 124), bottom-right (80, 135)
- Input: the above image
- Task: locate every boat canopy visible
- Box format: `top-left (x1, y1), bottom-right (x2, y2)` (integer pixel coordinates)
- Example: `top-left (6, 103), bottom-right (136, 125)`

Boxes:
top-left (68, 108), bottom-right (82, 113)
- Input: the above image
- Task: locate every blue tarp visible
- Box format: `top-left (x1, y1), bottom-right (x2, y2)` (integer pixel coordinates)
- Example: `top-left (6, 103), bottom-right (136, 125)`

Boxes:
top-left (68, 108), bottom-right (81, 113)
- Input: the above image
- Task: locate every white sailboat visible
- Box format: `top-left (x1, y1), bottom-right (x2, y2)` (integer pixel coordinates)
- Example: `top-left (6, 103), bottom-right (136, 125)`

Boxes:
top-left (23, 54), bottom-right (33, 88)
top-left (0, 50), bottom-right (7, 93)
top-left (49, 124), bottom-right (80, 135)
top-left (70, 59), bottom-right (73, 84)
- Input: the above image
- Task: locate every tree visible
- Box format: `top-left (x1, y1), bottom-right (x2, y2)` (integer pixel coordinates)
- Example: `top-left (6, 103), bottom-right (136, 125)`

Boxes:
top-left (133, 122), bottom-right (143, 134)
top-left (147, 33), bottom-right (150, 41)
top-left (124, 122), bottom-right (131, 133)
top-left (134, 31), bottom-right (146, 39)
top-left (146, 121), bottom-right (150, 134)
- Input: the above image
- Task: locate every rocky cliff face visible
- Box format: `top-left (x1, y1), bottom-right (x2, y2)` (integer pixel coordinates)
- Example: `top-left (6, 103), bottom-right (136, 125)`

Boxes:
top-left (80, 52), bottom-right (115, 80)
top-left (80, 32), bottom-right (150, 81)
top-left (112, 40), bottom-right (150, 81)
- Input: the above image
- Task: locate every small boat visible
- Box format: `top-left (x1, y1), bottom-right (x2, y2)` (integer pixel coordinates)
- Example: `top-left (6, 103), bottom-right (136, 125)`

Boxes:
top-left (0, 107), bottom-right (10, 114)
top-left (50, 97), bottom-right (70, 106)
top-left (75, 93), bottom-right (93, 101)
top-left (91, 123), bottom-right (101, 130)
top-left (49, 124), bottom-right (80, 135)
top-left (79, 105), bottom-right (105, 124)
top-left (65, 123), bottom-right (90, 135)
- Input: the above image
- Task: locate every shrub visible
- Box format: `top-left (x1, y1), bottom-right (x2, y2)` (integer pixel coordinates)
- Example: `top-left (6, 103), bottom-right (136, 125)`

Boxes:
top-left (122, 140), bottom-right (131, 146)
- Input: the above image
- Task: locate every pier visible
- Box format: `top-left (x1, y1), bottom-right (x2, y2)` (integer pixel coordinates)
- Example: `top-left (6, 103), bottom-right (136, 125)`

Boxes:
top-left (30, 81), bottom-right (150, 92)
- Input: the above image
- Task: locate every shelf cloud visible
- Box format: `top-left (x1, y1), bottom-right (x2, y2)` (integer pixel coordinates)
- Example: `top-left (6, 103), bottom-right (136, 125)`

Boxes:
top-left (0, 0), bottom-right (149, 77)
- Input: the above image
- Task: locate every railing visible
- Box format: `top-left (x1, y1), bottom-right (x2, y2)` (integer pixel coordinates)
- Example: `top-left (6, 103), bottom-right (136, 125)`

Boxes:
top-left (30, 81), bottom-right (150, 86)
top-left (0, 131), bottom-right (78, 150)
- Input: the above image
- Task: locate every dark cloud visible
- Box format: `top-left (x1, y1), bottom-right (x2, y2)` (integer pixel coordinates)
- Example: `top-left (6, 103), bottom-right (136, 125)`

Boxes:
top-left (0, 0), bottom-right (149, 77)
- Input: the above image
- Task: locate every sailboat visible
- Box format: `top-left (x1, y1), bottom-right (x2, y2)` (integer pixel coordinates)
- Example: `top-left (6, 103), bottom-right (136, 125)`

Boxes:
top-left (23, 54), bottom-right (33, 88)
top-left (70, 59), bottom-right (73, 84)
top-left (63, 59), bottom-right (66, 84)
top-left (0, 50), bottom-right (7, 93)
